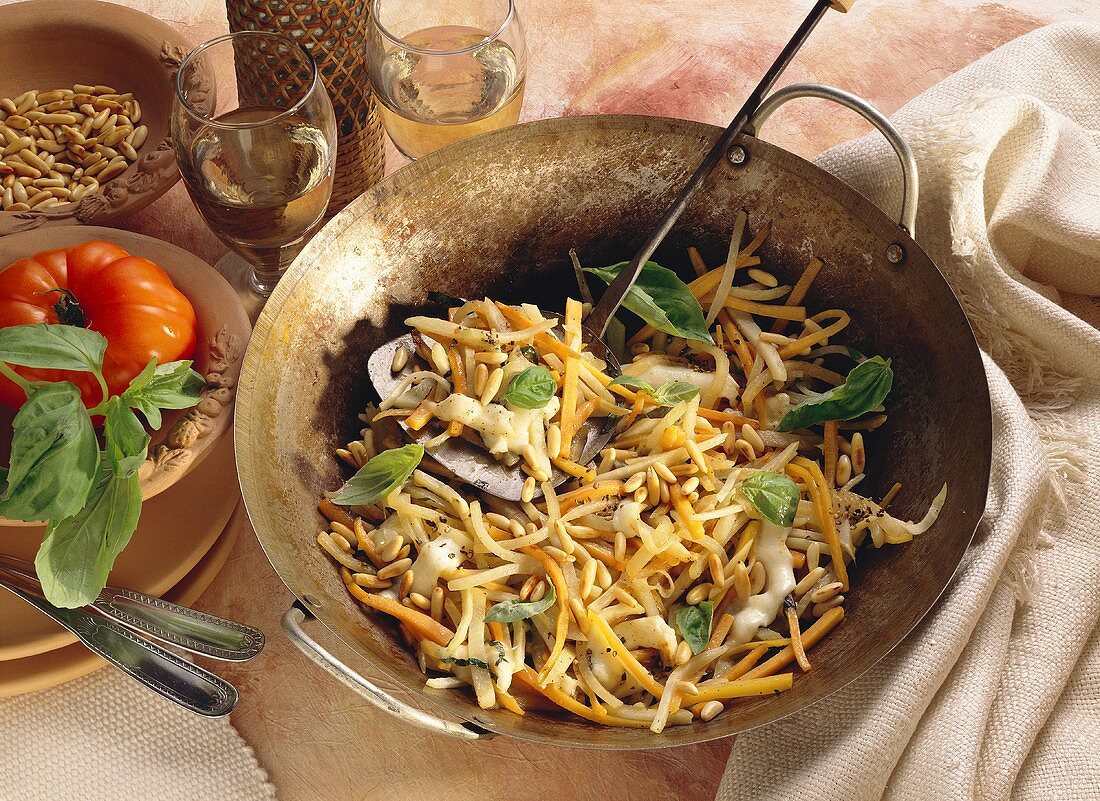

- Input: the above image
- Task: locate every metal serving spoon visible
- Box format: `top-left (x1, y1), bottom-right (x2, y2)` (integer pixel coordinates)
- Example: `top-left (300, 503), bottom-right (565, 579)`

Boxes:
top-left (368, 0), bottom-right (854, 500)
top-left (0, 556), bottom-right (264, 717)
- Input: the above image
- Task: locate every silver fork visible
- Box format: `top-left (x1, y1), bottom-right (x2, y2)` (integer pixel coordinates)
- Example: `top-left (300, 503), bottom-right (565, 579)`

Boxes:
top-left (0, 556), bottom-right (264, 717)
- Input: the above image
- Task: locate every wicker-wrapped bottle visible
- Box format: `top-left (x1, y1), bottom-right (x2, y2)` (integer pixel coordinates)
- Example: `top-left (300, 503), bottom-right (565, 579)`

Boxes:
top-left (226, 0), bottom-right (385, 216)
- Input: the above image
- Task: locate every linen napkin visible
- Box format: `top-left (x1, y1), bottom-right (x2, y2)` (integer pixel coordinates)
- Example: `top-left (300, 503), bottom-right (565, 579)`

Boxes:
top-left (0, 668), bottom-right (275, 801)
top-left (719, 21), bottom-right (1100, 801)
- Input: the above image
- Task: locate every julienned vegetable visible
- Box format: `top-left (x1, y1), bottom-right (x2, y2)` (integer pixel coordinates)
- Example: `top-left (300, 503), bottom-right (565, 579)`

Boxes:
top-left (0, 323), bottom-right (205, 608)
top-left (0, 241), bottom-right (197, 412)
top-left (327, 444), bottom-right (424, 506)
top-left (778, 356), bottom-right (894, 432)
top-left (585, 261), bottom-right (714, 344)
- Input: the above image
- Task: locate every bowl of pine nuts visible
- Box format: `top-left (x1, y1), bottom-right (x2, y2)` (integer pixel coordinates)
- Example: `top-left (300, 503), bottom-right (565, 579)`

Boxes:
top-left (0, 0), bottom-right (192, 236)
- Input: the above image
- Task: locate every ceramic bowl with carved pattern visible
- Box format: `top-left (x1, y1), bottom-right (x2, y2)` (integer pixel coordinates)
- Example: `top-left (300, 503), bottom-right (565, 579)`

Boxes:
top-left (0, 226), bottom-right (251, 526)
top-left (0, 0), bottom-right (190, 237)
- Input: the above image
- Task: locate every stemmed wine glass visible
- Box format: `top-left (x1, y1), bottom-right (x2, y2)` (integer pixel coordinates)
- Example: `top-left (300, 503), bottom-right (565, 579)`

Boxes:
top-left (172, 32), bottom-right (337, 305)
top-left (367, 0), bottom-right (527, 160)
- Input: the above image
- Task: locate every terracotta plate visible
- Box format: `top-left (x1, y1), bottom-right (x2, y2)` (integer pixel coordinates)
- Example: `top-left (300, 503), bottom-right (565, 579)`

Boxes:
top-left (0, 499), bottom-right (246, 697)
top-left (0, 225), bottom-right (250, 525)
top-left (0, 432), bottom-right (239, 661)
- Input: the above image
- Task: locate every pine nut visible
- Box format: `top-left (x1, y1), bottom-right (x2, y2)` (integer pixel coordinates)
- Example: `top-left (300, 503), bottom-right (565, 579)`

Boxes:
top-left (546, 423), bottom-right (562, 460)
top-left (673, 640), bottom-right (693, 666)
top-left (686, 583), bottom-right (712, 606)
top-left (380, 537), bottom-right (403, 563)
top-left (377, 557), bottom-right (412, 581)
top-left (749, 560), bottom-right (766, 594)
top-left (807, 541), bottom-right (822, 572)
top-left (809, 581), bottom-right (844, 604)
top-left (835, 454), bottom-right (852, 487)
top-left (812, 596), bottom-right (844, 617)
top-left (623, 471), bottom-right (646, 493)
top-left (741, 423), bottom-right (765, 453)
top-left (852, 432), bottom-right (866, 474)
top-left (699, 700), bottom-right (724, 721)
top-left (521, 476), bottom-right (536, 503)
top-left (95, 160), bottom-right (127, 182)
top-left (579, 558), bottom-right (598, 600)
top-left (794, 566), bottom-right (826, 597)
top-left (480, 367), bottom-right (503, 405)
top-left (732, 561), bottom-right (751, 601)
top-left (390, 345), bottom-right (410, 373)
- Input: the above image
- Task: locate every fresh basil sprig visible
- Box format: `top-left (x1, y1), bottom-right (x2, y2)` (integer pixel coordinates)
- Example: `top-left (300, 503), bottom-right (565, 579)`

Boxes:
top-left (440, 655), bottom-right (491, 671)
top-left (123, 358), bottom-right (207, 430)
top-left (0, 382), bottom-right (98, 522)
top-left (777, 356), bottom-right (893, 432)
top-left (485, 583), bottom-right (557, 623)
top-left (0, 323), bottom-right (205, 608)
top-left (501, 366), bottom-right (556, 410)
top-left (327, 443), bottom-right (424, 506)
top-left (675, 601), bottom-right (714, 654)
top-left (609, 375), bottom-right (701, 407)
top-left (585, 261), bottom-right (713, 344)
top-left (738, 471), bottom-right (801, 527)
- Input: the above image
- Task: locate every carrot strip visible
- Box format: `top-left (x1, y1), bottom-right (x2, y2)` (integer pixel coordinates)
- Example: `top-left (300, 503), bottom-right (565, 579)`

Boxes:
top-left (786, 605), bottom-right (811, 672)
top-left (778, 310), bottom-right (851, 360)
top-left (342, 574), bottom-right (454, 646)
top-left (512, 669), bottom-right (653, 728)
top-left (558, 299), bottom-right (583, 456)
top-left (722, 644), bottom-right (769, 680)
top-left (406, 402), bottom-right (435, 431)
top-left (789, 458), bottom-right (849, 590)
top-left (823, 420), bottom-right (839, 487)
top-left (318, 499), bottom-right (355, 529)
top-left (696, 407), bottom-right (755, 426)
top-left (743, 608), bottom-right (844, 679)
top-left (881, 482), bottom-right (903, 508)
top-left (557, 481), bottom-right (623, 512)
top-left (669, 483), bottom-right (704, 539)
top-left (790, 550), bottom-right (806, 570)
top-left (620, 390), bottom-right (648, 430)
top-left (574, 397), bottom-right (599, 430)
top-left (707, 613), bottom-right (735, 650)
top-left (551, 456), bottom-right (596, 482)
top-left (771, 257), bottom-right (823, 334)
top-left (522, 546), bottom-right (571, 684)
top-left (685, 673), bottom-right (793, 704)
top-left (445, 344), bottom-right (467, 437)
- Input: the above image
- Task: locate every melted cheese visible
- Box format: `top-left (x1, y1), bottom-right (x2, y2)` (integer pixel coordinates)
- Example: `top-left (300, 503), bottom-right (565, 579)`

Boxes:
top-left (625, 360), bottom-right (739, 402)
top-left (729, 520), bottom-right (796, 644)
top-left (434, 394), bottom-right (559, 456)
top-left (408, 532), bottom-right (463, 597)
top-left (614, 615), bottom-right (678, 663)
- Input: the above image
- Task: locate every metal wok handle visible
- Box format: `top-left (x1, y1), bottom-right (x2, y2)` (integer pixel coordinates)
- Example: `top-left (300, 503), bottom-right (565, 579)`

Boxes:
top-left (747, 83), bottom-right (919, 237)
top-left (282, 604), bottom-right (494, 740)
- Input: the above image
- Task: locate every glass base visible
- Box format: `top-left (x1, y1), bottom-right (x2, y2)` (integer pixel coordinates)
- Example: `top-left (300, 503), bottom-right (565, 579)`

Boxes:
top-left (213, 251), bottom-right (275, 324)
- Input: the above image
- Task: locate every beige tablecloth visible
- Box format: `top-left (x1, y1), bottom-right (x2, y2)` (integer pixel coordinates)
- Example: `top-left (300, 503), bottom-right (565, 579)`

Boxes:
top-left (720, 22), bottom-right (1100, 801)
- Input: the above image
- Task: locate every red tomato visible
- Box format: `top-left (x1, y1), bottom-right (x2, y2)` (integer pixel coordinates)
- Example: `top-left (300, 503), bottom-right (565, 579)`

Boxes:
top-left (0, 240), bottom-right (197, 410)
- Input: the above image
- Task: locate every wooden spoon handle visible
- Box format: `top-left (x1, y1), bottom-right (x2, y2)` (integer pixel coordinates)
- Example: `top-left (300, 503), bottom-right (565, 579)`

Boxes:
top-left (830, 0), bottom-right (856, 10)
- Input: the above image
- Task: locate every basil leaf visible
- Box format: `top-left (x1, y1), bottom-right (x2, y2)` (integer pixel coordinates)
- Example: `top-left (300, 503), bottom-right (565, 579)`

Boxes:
top-left (0, 323), bottom-right (107, 373)
top-left (739, 471), bottom-right (800, 527)
top-left (519, 345), bottom-right (539, 364)
top-left (777, 356), bottom-right (894, 432)
top-left (122, 358), bottom-right (205, 430)
top-left (609, 374), bottom-right (655, 393)
top-left (501, 366), bottom-right (556, 409)
top-left (651, 380), bottom-right (701, 406)
top-left (846, 346), bottom-right (866, 362)
top-left (440, 656), bottom-right (491, 671)
top-left (327, 444), bottom-right (424, 505)
top-left (488, 640), bottom-right (508, 666)
top-left (675, 601), bottom-right (714, 655)
top-left (34, 458), bottom-right (142, 608)
top-left (103, 398), bottom-right (150, 477)
top-left (0, 382), bottom-right (97, 522)
top-left (485, 583), bottom-right (557, 623)
top-left (584, 261), bottom-right (713, 344)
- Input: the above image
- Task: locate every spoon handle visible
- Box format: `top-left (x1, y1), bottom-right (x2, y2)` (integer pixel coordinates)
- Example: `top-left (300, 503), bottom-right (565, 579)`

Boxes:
top-left (0, 554), bottom-right (264, 662)
top-left (585, 0), bottom-right (841, 337)
top-left (0, 569), bottom-right (237, 717)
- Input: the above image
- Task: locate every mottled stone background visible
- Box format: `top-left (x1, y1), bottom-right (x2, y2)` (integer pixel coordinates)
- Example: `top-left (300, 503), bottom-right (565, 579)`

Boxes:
top-left (5, 0), bottom-right (1099, 799)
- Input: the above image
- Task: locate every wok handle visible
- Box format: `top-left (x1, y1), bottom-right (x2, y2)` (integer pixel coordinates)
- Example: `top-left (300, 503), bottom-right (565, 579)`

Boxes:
top-left (282, 603), bottom-right (495, 740)
top-left (747, 83), bottom-right (919, 237)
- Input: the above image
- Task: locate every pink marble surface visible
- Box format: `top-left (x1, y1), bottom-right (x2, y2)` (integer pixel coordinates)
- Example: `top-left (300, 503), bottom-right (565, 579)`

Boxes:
top-left (4, 0), bottom-right (1098, 799)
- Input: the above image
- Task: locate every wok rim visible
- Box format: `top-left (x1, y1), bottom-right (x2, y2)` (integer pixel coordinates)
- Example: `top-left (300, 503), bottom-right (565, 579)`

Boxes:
top-left (236, 113), bottom-right (993, 749)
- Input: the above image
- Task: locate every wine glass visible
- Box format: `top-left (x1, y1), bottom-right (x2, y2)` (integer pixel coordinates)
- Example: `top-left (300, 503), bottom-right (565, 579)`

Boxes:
top-left (367, 0), bottom-right (527, 160)
top-left (172, 32), bottom-right (337, 303)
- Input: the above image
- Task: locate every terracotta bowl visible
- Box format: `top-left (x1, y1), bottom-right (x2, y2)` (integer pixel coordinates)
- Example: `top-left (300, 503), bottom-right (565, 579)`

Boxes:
top-left (0, 225), bottom-right (251, 525)
top-left (0, 0), bottom-right (190, 237)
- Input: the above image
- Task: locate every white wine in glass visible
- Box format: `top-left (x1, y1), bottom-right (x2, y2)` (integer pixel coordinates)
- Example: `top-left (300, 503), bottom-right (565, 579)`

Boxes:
top-left (369, 0), bottom-right (527, 160)
top-left (173, 32), bottom-right (337, 302)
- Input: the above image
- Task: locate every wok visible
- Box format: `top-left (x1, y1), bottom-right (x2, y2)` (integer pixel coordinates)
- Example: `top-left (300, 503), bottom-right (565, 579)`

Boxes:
top-left (235, 84), bottom-right (992, 748)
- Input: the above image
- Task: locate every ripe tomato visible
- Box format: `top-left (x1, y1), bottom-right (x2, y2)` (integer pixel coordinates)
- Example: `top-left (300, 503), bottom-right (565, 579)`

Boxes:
top-left (0, 240), bottom-right (197, 411)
